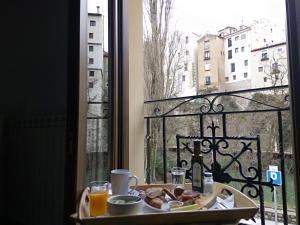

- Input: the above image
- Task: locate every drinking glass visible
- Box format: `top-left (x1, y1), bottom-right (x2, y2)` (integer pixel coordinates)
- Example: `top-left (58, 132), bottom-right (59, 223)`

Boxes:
top-left (171, 167), bottom-right (186, 188)
top-left (89, 181), bottom-right (109, 216)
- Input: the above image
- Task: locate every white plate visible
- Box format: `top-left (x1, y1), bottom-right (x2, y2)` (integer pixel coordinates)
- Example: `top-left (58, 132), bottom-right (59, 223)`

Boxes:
top-left (142, 200), bottom-right (170, 212)
top-left (108, 189), bottom-right (139, 196)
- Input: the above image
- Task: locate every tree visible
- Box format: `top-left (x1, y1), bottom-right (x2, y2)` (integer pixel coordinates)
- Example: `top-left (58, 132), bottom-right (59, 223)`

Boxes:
top-left (143, 0), bottom-right (185, 181)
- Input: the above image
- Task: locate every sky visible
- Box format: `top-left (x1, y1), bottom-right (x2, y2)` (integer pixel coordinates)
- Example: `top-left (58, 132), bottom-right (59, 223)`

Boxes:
top-left (88, 0), bottom-right (287, 49)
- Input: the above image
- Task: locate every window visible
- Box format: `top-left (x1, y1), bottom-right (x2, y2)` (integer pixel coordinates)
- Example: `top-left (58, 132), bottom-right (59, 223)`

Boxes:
top-left (231, 63), bottom-right (235, 72)
top-left (205, 76), bottom-right (211, 85)
top-left (258, 66), bottom-right (263, 72)
top-left (263, 77), bottom-right (267, 82)
top-left (228, 50), bottom-right (232, 59)
top-left (186, 50), bottom-right (189, 55)
top-left (184, 63), bottom-right (188, 71)
top-left (89, 71), bottom-right (95, 77)
top-left (204, 51), bottom-right (210, 60)
top-left (204, 63), bottom-right (210, 71)
top-left (244, 60), bottom-right (248, 66)
top-left (204, 40), bottom-right (209, 50)
top-left (89, 82), bottom-right (94, 88)
top-left (278, 48), bottom-right (283, 53)
top-left (233, 75), bottom-right (236, 80)
top-left (89, 33), bottom-right (94, 39)
top-left (225, 77), bottom-right (229, 82)
top-left (235, 48), bottom-right (238, 53)
top-left (241, 46), bottom-right (245, 52)
top-left (228, 38), bottom-right (232, 47)
top-left (275, 74), bottom-right (279, 80)
top-left (182, 75), bottom-right (185, 81)
top-left (244, 72), bottom-right (248, 78)
top-left (261, 51), bottom-right (268, 60)
top-left (89, 58), bottom-right (94, 64)
top-left (241, 34), bottom-right (246, 39)
top-left (89, 45), bottom-right (94, 52)
top-left (90, 20), bottom-right (96, 26)
top-left (185, 36), bottom-right (189, 44)
top-left (235, 36), bottom-right (239, 41)
top-left (272, 62), bottom-right (281, 74)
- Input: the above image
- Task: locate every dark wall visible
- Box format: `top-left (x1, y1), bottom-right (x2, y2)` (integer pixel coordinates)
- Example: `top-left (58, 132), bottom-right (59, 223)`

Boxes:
top-left (0, 0), bottom-right (68, 114)
top-left (0, 0), bottom-right (72, 224)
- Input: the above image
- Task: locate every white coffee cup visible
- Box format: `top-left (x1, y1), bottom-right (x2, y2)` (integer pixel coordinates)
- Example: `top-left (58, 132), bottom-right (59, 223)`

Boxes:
top-left (111, 169), bottom-right (139, 195)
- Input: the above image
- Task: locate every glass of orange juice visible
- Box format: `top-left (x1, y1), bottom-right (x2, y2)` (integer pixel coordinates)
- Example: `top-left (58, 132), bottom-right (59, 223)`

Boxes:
top-left (89, 181), bottom-right (109, 217)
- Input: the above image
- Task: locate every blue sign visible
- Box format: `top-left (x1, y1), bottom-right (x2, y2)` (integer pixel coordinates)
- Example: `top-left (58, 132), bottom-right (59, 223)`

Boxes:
top-left (267, 170), bottom-right (282, 186)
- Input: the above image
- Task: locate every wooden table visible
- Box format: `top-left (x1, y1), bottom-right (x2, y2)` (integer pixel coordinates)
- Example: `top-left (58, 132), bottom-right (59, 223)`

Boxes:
top-left (70, 183), bottom-right (258, 225)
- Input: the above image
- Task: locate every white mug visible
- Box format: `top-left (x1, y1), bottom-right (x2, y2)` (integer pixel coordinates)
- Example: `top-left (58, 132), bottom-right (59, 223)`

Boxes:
top-left (111, 169), bottom-right (139, 195)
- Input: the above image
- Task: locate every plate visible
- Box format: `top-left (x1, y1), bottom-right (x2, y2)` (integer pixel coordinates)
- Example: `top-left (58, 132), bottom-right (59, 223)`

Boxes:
top-left (108, 189), bottom-right (139, 196)
top-left (142, 200), bottom-right (170, 212)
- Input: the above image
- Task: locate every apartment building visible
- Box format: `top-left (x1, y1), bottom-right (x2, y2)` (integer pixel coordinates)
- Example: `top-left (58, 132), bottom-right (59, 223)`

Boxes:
top-left (197, 34), bottom-right (225, 92)
top-left (251, 42), bottom-right (288, 88)
top-left (87, 10), bottom-right (108, 154)
top-left (220, 25), bottom-right (252, 90)
top-left (179, 33), bottom-right (198, 96)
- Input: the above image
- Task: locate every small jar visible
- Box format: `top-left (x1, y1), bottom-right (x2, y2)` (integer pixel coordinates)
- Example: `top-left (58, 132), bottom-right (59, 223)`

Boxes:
top-left (203, 172), bottom-right (213, 194)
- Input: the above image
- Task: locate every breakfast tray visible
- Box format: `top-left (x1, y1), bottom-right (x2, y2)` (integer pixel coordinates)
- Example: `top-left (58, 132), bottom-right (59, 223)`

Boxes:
top-left (70, 182), bottom-right (258, 225)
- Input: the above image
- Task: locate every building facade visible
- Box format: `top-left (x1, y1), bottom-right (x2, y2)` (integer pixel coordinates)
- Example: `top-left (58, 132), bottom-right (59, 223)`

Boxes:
top-left (251, 42), bottom-right (288, 88)
top-left (221, 26), bottom-right (252, 90)
top-left (179, 33), bottom-right (198, 96)
top-left (197, 34), bottom-right (225, 92)
top-left (87, 11), bottom-right (108, 156)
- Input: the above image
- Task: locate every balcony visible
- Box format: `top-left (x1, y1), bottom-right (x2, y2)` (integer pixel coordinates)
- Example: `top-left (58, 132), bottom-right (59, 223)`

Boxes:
top-left (143, 85), bottom-right (293, 224)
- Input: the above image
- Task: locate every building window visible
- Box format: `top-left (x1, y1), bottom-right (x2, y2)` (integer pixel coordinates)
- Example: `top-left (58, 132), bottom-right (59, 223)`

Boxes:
top-left (89, 71), bottom-right (95, 77)
top-left (90, 20), bottom-right (96, 26)
top-left (241, 34), bottom-right (246, 39)
top-left (244, 60), bottom-right (248, 66)
top-left (261, 51), bottom-right (268, 60)
top-left (204, 40), bottom-right (209, 50)
top-left (231, 63), bottom-right (235, 72)
top-left (228, 50), bottom-right (232, 59)
top-left (228, 38), bottom-right (232, 47)
top-left (89, 58), bottom-right (94, 64)
top-left (182, 75), bottom-right (185, 81)
top-left (89, 82), bottom-right (94, 88)
top-left (225, 77), bottom-right (229, 82)
top-left (244, 72), bottom-right (248, 78)
top-left (235, 48), bottom-right (239, 53)
top-left (278, 48), bottom-right (283, 53)
top-left (233, 75), bottom-right (236, 80)
top-left (263, 77), bottom-right (267, 82)
top-left (184, 63), bottom-right (188, 71)
top-left (185, 36), bottom-right (189, 44)
top-left (241, 46), bottom-right (245, 52)
top-left (258, 66), bottom-right (263, 72)
top-left (204, 63), bottom-right (210, 71)
top-left (272, 62), bottom-right (280, 74)
top-left (205, 76), bottom-right (211, 85)
top-left (204, 51), bottom-right (210, 60)
top-left (186, 50), bottom-right (189, 55)
top-left (235, 36), bottom-right (239, 41)
top-left (89, 33), bottom-right (94, 39)
top-left (89, 45), bottom-right (94, 52)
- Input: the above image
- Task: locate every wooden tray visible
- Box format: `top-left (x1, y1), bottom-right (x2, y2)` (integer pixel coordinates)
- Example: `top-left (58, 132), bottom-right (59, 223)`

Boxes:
top-left (70, 183), bottom-right (258, 225)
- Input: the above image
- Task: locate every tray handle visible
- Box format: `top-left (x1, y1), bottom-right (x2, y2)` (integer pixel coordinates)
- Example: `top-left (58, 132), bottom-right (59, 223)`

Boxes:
top-left (78, 187), bottom-right (90, 220)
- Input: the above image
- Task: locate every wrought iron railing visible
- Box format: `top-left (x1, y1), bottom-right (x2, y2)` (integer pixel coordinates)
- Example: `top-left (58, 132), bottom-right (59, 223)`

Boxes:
top-left (144, 85), bottom-right (292, 225)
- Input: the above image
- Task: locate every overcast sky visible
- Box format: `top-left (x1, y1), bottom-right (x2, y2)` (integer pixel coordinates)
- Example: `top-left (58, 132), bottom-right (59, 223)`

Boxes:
top-left (88, 0), bottom-right (287, 50)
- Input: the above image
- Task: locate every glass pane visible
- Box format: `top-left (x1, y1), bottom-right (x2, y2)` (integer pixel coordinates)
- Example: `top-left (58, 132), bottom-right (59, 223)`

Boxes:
top-left (86, 0), bottom-right (109, 183)
top-left (143, 0), bottom-right (296, 224)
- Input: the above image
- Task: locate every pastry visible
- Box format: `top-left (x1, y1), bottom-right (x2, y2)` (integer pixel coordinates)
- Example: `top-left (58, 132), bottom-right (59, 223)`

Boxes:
top-left (146, 187), bottom-right (163, 199)
top-left (145, 196), bottom-right (164, 209)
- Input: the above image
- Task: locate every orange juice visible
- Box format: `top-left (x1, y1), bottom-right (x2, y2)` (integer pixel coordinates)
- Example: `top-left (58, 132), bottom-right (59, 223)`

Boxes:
top-left (89, 191), bottom-right (108, 216)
